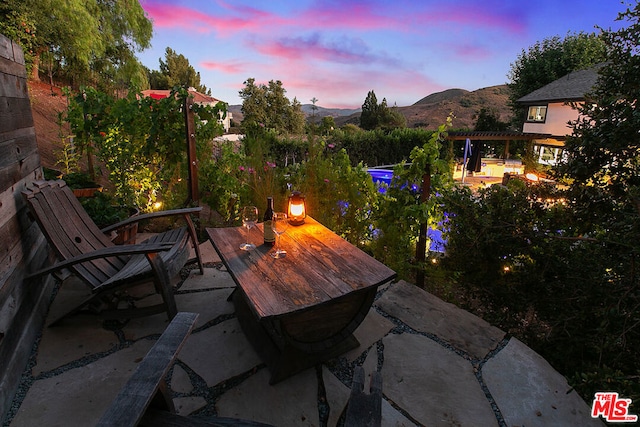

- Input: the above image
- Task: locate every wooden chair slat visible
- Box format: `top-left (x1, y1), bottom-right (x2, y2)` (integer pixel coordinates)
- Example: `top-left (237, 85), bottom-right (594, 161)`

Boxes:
top-left (345, 366), bottom-right (382, 427)
top-left (22, 180), bottom-right (204, 324)
top-left (97, 312), bottom-right (198, 427)
top-left (99, 312), bottom-right (275, 427)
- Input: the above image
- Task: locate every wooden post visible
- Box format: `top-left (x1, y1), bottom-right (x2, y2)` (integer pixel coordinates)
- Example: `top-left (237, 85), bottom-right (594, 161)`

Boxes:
top-left (504, 139), bottom-right (511, 159)
top-left (184, 95), bottom-right (199, 204)
top-left (415, 164), bottom-right (431, 289)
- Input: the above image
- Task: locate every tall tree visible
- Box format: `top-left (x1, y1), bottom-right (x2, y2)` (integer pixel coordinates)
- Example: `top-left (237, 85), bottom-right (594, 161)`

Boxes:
top-left (149, 47), bottom-right (210, 94)
top-left (554, 4), bottom-right (640, 398)
top-left (560, 5), bottom-right (640, 222)
top-left (287, 97), bottom-right (306, 135)
top-left (310, 97), bottom-right (318, 123)
top-left (473, 107), bottom-right (509, 131)
top-left (378, 99), bottom-right (406, 130)
top-left (0, 0), bottom-right (152, 91)
top-left (239, 78), bottom-right (305, 134)
top-left (360, 90), bottom-right (379, 130)
top-left (507, 32), bottom-right (608, 129)
top-left (360, 90), bottom-right (405, 130)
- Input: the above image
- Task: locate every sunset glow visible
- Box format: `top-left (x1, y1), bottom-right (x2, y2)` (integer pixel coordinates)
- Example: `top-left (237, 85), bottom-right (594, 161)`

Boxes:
top-left (138, 0), bottom-right (625, 108)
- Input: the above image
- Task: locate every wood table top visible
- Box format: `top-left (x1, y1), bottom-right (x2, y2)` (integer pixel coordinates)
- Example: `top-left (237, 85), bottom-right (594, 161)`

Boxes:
top-left (206, 217), bottom-right (396, 320)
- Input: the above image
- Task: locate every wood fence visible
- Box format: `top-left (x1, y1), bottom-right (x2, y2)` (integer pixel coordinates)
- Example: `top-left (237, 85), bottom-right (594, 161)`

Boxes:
top-left (0, 33), bottom-right (54, 418)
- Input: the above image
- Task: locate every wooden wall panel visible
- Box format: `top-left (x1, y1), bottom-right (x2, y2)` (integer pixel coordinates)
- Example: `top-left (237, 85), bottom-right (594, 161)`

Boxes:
top-left (0, 33), bottom-right (51, 419)
top-left (0, 97), bottom-right (35, 133)
top-left (0, 71), bottom-right (29, 98)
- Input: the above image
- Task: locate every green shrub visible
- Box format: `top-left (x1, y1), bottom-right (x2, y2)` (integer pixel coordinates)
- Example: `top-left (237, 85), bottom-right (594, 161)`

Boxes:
top-left (441, 180), bottom-right (640, 405)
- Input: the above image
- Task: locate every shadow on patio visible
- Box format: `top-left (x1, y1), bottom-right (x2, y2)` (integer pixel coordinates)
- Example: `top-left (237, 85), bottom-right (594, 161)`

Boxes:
top-left (4, 239), bottom-right (599, 427)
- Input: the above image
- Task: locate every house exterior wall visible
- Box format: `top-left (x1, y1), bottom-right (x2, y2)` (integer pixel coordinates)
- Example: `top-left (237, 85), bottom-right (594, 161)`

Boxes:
top-left (522, 102), bottom-right (582, 137)
top-left (204, 101), bottom-right (232, 132)
top-left (0, 33), bottom-right (54, 418)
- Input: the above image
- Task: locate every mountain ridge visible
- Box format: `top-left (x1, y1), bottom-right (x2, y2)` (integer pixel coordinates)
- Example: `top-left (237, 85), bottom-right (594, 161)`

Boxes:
top-left (228, 84), bottom-right (512, 130)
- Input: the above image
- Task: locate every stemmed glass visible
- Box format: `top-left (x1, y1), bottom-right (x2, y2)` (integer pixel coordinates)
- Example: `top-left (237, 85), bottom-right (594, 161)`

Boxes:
top-left (239, 206), bottom-right (258, 251)
top-left (270, 212), bottom-right (289, 259)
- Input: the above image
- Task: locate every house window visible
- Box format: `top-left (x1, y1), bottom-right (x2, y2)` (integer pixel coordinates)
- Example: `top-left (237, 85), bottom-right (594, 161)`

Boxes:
top-left (527, 106), bottom-right (547, 122)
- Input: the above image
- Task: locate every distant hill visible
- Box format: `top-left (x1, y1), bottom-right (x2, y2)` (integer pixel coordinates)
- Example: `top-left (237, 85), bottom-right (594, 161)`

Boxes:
top-left (301, 104), bottom-right (361, 119)
top-left (120, 85), bottom-right (512, 131)
top-left (227, 104), bottom-right (360, 125)
top-left (334, 85), bottom-right (513, 130)
top-left (414, 88), bottom-right (469, 105)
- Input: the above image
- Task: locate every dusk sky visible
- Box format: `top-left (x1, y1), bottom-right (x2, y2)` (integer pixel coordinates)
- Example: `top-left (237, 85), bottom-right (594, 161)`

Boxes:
top-left (137, 0), bottom-right (629, 109)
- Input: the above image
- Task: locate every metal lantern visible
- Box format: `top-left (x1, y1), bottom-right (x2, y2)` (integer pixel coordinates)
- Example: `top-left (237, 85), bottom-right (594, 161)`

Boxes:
top-left (287, 191), bottom-right (306, 225)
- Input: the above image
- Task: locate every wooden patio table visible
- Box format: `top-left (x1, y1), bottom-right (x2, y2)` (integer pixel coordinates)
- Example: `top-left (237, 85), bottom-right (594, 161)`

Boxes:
top-left (206, 216), bottom-right (396, 384)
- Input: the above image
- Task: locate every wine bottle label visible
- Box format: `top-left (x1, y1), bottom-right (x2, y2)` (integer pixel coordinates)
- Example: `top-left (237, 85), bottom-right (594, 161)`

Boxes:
top-left (264, 220), bottom-right (275, 243)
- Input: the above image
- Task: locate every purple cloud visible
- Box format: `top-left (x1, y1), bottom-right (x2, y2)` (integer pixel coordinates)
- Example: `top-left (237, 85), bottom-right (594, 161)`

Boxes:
top-left (412, 1), bottom-right (528, 35)
top-left (294, 1), bottom-right (398, 31)
top-left (250, 33), bottom-right (391, 65)
top-left (447, 43), bottom-right (494, 61)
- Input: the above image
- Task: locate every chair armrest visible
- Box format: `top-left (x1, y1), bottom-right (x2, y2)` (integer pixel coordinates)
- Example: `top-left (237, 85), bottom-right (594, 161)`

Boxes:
top-left (101, 207), bottom-right (202, 234)
top-left (97, 312), bottom-right (199, 427)
top-left (25, 242), bottom-right (176, 279)
top-left (345, 366), bottom-right (382, 427)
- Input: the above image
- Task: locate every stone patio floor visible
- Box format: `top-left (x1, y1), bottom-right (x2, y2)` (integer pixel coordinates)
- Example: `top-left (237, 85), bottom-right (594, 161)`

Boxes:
top-left (3, 239), bottom-right (601, 426)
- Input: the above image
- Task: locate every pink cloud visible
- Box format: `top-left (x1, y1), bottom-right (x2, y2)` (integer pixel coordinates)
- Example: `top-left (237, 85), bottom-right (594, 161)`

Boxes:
top-left (141, 1), bottom-right (282, 34)
top-left (200, 60), bottom-right (246, 74)
top-left (290, 1), bottom-right (527, 36)
top-left (254, 59), bottom-right (443, 109)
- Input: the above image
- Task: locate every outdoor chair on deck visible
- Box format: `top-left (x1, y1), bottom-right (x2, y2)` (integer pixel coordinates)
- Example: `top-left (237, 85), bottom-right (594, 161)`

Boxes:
top-left (23, 180), bottom-right (204, 326)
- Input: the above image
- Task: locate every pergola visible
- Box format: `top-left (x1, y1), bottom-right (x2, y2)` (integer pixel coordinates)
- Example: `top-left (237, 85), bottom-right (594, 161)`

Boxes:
top-left (447, 130), bottom-right (557, 157)
top-left (446, 131), bottom-right (557, 182)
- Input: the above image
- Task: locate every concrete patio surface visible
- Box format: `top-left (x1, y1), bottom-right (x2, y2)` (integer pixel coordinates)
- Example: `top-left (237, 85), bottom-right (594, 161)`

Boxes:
top-left (3, 239), bottom-right (601, 426)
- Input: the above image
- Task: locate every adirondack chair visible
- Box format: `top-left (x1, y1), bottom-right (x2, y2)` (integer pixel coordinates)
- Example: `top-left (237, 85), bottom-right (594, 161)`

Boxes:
top-left (98, 312), bottom-right (274, 427)
top-left (23, 180), bottom-right (204, 326)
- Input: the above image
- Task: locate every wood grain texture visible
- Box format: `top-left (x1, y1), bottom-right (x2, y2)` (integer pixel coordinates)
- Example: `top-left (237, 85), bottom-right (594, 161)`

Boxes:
top-left (0, 33), bottom-right (46, 419)
top-left (21, 180), bottom-right (203, 325)
top-left (97, 312), bottom-right (198, 427)
top-left (207, 217), bottom-right (396, 319)
top-left (207, 217), bottom-right (396, 383)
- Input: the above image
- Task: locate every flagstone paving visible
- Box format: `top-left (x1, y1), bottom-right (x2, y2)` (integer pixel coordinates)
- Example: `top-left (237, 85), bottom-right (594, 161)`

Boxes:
top-left (3, 241), bottom-right (602, 426)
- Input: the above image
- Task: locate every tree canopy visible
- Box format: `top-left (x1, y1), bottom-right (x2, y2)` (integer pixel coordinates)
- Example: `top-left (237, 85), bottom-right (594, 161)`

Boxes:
top-left (550, 4), bottom-right (640, 399)
top-left (560, 4), bottom-right (640, 227)
top-left (0, 0), bottom-right (152, 92)
top-left (148, 47), bottom-right (210, 94)
top-left (239, 78), bottom-right (305, 135)
top-left (507, 32), bottom-right (608, 129)
top-left (359, 90), bottom-right (406, 131)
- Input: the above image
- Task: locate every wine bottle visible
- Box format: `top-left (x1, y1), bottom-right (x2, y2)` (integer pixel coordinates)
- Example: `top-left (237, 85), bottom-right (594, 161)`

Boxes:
top-left (263, 196), bottom-right (275, 246)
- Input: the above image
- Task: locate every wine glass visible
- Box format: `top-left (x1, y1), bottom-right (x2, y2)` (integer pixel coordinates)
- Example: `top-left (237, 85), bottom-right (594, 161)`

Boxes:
top-left (270, 212), bottom-right (289, 259)
top-left (239, 206), bottom-right (258, 251)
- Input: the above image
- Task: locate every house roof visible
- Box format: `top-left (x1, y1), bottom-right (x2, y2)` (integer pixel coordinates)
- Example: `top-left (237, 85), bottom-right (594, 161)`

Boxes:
top-left (140, 88), bottom-right (222, 104)
top-left (516, 64), bottom-right (604, 104)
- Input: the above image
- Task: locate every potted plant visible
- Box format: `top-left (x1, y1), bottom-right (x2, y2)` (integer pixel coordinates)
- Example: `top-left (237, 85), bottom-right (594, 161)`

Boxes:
top-left (61, 171), bottom-right (103, 197)
top-left (79, 192), bottom-right (139, 244)
top-left (43, 167), bottom-right (63, 180)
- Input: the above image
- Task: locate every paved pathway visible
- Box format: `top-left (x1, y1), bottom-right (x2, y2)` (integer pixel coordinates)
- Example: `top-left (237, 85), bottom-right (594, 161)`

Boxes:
top-left (4, 240), bottom-right (600, 426)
